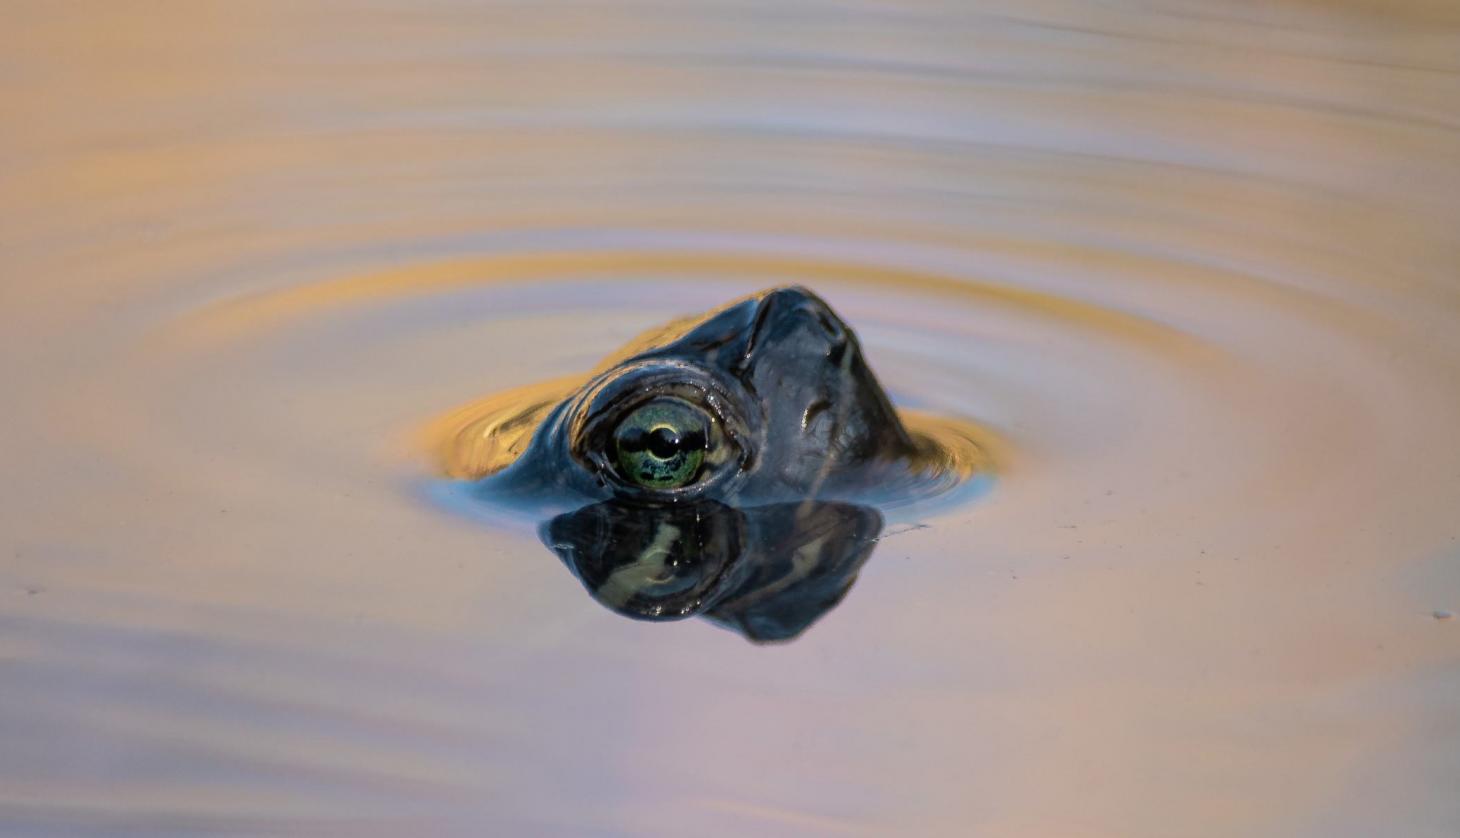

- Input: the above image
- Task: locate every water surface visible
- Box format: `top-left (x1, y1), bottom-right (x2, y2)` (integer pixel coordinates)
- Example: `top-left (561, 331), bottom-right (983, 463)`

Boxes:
top-left (3, 2), bottom-right (1460, 836)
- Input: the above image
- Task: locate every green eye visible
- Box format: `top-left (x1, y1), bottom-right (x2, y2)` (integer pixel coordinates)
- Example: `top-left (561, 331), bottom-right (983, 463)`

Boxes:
top-left (612, 399), bottom-right (713, 490)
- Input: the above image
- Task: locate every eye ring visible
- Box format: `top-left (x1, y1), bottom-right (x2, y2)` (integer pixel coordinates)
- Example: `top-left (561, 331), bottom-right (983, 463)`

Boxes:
top-left (569, 362), bottom-right (754, 501)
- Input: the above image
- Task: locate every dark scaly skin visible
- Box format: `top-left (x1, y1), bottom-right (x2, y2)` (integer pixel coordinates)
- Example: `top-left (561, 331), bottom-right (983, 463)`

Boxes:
top-left (477, 286), bottom-right (916, 642)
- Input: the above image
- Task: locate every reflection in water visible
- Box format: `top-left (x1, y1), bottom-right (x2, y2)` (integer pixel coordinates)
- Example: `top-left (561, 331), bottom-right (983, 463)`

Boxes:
top-left (546, 500), bottom-right (881, 643)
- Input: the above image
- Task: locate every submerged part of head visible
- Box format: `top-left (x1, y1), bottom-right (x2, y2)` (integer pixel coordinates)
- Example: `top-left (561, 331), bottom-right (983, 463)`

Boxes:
top-left (543, 499), bottom-right (745, 621)
top-left (544, 499), bottom-right (883, 643)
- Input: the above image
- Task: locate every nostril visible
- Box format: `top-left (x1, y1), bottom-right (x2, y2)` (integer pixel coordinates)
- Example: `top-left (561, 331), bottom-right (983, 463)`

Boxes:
top-left (814, 310), bottom-right (843, 339)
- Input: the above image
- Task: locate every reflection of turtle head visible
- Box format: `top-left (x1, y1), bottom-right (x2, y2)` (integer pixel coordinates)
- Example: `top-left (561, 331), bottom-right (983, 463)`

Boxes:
top-left (543, 499), bottom-right (883, 642)
top-left (542, 501), bottom-right (744, 621)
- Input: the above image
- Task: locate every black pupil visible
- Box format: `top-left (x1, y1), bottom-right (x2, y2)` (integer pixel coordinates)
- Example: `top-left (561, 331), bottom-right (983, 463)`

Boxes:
top-left (619, 426), bottom-right (706, 459)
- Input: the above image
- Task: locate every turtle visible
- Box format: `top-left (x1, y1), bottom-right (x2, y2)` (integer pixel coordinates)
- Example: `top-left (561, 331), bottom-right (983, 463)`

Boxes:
top-left (432, 286), bottom-right (985, 642)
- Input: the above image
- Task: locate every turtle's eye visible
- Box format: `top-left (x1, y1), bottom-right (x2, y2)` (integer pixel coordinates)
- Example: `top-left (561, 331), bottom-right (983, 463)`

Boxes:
top-left (611, 398), bottom-right (714, 490)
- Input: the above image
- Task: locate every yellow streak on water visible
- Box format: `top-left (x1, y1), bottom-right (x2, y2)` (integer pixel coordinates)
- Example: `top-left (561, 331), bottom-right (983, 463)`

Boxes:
top-left (165, 250), bottom-right (1208, 356)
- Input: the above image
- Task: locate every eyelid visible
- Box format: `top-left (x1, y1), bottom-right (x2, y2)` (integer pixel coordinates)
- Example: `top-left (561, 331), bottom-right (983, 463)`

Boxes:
top-left (567, 361), bottom-right (757, 501)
